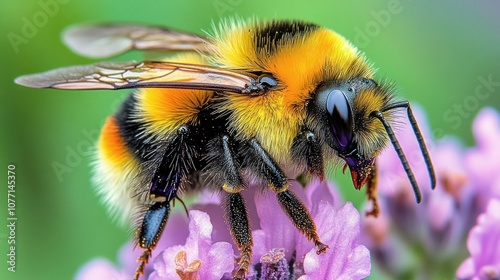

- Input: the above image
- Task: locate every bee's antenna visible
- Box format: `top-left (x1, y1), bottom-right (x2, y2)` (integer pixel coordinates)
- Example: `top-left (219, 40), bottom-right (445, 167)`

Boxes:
top-left (371, 102), bottom-right (436, 203)
top-left (381, 102), bottom-right (436, 189)
top-left (371, 111), bottom-right (421, 203)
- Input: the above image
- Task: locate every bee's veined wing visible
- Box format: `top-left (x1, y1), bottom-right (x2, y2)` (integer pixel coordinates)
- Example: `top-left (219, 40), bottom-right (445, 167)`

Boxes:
top-left (14, 61), bottom-right (263, 94)
top-left (63, 24), bottom-right (209, 58)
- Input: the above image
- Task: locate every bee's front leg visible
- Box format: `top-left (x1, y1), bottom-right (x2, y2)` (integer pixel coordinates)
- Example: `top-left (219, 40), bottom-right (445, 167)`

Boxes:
top-left (291, 129), bottom-right (325, 180)
top-left (365, 160), bottom-right (380, 217)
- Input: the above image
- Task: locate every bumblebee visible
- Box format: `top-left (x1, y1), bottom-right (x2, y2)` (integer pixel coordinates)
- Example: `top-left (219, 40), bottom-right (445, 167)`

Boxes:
top-left (15, 19), bottom-right (435, 279)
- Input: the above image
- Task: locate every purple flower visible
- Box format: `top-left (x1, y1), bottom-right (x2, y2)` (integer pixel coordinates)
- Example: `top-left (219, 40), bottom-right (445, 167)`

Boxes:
top-left (378, 107), bottom-right (476, 249)
top-left (362, 106), bottom-right (487, 278)
top-left (252, 180), bottom-right (370, 279)
top-left (457, 199), bottom-right (500, 280)
top-left (196, 178), bottom-right (368, 280)
top-left (148, 210), bottom-right (234, 280)
top-left (298, 202), bottom-right (371, 280)
top-left (76, 179), bottom-right (370, 279)
top-left (121, 214), bottom-right (190, 278)
top-left (363, 108), bottom-right (456, 277)
top-left (259, 248), bottom-right (290, 280)
top-left (465, 107), bottom-right (500, 206)
top-left (75, 259), bottom-right (127, 280)
top-left (75, 210), bottom-right (231, 280)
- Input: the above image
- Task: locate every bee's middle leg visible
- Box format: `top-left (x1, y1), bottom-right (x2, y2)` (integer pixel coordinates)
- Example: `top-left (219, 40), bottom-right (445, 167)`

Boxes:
top-left (206, 135), bottom-right (252, 279)
top-left (244, 139), bottom-right (329, 254)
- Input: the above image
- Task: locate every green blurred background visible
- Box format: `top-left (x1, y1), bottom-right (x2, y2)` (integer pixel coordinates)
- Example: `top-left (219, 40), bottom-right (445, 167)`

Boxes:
top-left (1, 0), bottom-right (499, 279)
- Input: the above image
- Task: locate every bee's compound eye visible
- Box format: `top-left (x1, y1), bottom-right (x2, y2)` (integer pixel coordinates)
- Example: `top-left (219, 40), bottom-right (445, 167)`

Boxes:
top-left (326, 90), bottom-right (353, 148)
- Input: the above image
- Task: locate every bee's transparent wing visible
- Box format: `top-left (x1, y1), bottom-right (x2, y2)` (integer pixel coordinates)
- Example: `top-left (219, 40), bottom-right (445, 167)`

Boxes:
top-left (63, 24), bottom-right (208, 58)
top-left (15, 61), bottom-right (262, 94)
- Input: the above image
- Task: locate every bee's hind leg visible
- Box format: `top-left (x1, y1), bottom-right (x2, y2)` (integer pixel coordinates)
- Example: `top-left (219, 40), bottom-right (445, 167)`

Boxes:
top-left (134, 125), bottom-right (193, 280)
top-left (223, 192), bottom-right (253, 279)
top-left (134, 201), bottom-right (171, 280)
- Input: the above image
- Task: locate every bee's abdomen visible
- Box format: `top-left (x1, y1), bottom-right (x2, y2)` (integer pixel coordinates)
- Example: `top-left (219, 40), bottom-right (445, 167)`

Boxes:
top-left (99, 114), bottom-right (139, 169)
top-left (94, 113), bottom-right (143, 225)
top-left (114, 93), bottom-right (157, 161)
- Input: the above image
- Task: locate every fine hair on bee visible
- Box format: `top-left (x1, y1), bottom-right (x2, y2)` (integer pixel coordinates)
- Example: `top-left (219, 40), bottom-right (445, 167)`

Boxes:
top-left (15, 18), bottom-right (436, 280)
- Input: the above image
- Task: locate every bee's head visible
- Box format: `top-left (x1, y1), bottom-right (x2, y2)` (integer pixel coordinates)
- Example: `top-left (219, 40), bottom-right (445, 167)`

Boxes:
top-left (312, 77), bottom-right (435, 202)
top-left (313, 78), bottom-right (394, 189)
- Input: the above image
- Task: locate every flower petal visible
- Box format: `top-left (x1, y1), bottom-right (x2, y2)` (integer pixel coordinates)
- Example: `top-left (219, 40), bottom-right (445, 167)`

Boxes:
top-left (198, 242), bottom-right (234, 280)
top-left (184, 210), bottom-right (213, 264)
top-left (149, 210), bottom-right (234, 280)
top-left (456, 257), bottom-right (475, 279)
top-left (75, 258), bottom-right (127, 280)
top-left (471, 107), bottom-right (500, 149)
top-left (150, 245), bottom-right (185, 280)
top-left (190, 203), bottom-right (231, 244)
top-left (301, 202), bottom-right (370, 279)
top-left (304, 179), bottom-right (340, 215)
top-left (253, 185), bottom-right (302, 261)
top-left (457, 199), bottom-right (500, 279)
top-left (120, 213), bottom-right (189, 276)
